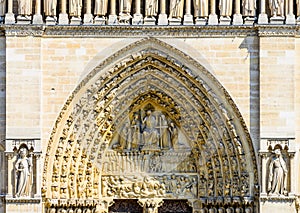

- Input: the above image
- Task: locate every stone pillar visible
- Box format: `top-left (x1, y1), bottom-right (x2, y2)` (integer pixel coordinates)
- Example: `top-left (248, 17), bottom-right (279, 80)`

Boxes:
top-left (34, 154), bottom-right (42, 198)
top-left (84, 0), bottom-right (93, 24)
top-left (5, 153), bottom-right (14, 198)
top-left (132, 0), bottom-right (143, 24)
top-left (108, 0), bottom-right (118, 24)
top-left (288, 153), bottom-right (295, 196)
top-left (258, 0), bottom-right (268, 24)
top-left (33, 0), bottom-right (43, 24)
top-left (158, 0), bottom-right (168, 25)
top-left (183, 0), bottom-right (194, 25)
top-left (233, 0), bottom-right (243, 24)
top-left (208, 0), bottom-right (218, 25)
top-left (260, 153), bottom-right (268, 196)
top-left (286, 0), bottom-right (295, 24)
top-left (5, 0), bottom-right (15, 24)
top-left (59, 0), bottom-right (69, 24)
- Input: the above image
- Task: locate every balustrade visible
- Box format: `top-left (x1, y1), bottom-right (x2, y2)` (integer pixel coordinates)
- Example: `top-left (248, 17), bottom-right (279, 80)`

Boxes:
top-left (1, 0), bottom-right (300, 25)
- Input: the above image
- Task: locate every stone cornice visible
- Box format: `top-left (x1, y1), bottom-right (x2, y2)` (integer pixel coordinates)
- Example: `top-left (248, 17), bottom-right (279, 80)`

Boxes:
top-left (1, 24), bottom-right (300, 38)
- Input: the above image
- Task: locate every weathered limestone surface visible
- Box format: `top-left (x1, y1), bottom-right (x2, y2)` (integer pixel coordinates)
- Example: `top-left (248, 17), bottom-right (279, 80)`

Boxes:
top-left (0, 25), bottom-right (300, 212)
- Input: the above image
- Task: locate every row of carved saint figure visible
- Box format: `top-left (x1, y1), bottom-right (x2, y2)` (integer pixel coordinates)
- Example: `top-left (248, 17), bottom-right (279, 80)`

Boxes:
top-left (3, 0), bottom-right (300, 24)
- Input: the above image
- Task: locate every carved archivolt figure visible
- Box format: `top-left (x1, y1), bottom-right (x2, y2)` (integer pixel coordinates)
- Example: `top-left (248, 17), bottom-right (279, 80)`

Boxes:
top-left (169, 0), bottom-right (185, 19)
top-left (44, 0), bottom-right (57, 16)
top-left (94, 0), bottom-right (108, 17)
top-left (268, 149), bottom-right (288, 196)
top-left (269, 0), bottom-right (284, 17)
top-left (17, 0), bottom-right (32, 17)
top-left (69, 0), bottom-right (82, 17)
top-left (145, 0), bottom-right (158, 17)
top-left (242, 0), bottom-right (256, 16)
top-left (15, 148), bottom-right (32, 197)
top-left (193, 0), bottom-right (209, 18)
top-left (219, 0), bottom-right (232, 17)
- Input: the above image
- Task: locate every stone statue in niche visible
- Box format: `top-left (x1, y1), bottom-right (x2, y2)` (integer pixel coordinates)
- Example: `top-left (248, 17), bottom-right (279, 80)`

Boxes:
top-left (15, 147), bottom-right (32, 197)
top-left (193, 0), bottom-right (209, 18)
top-left (94, 0), bottom-right (108, 17)
top-left (0, 0), bottom-right (5, 17)
top-left (69, 0), bottom-right (82, 17)
top-left (17, 0), bottom-right (32, 19)
top-left (242, 0), bottom-right (256, 17)
top-left (119, 0), bottom-right (132, 23)
top-left (44, 0), bottom-right (57, 17)
top-left (267, 148), bottom-right (288, 196)
top-left (145, 0), bottom-right (158, 18)
top-left (169, 0), bottom-right (185, 19)
top-left (219, 0), bottom-right (232, 17)
top-left (269, 0), bottom-right (284, 17)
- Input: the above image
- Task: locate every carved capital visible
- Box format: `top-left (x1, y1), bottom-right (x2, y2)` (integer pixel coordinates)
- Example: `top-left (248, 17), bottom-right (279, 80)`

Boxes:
top-left (138, 198), bottom-right (164, 212)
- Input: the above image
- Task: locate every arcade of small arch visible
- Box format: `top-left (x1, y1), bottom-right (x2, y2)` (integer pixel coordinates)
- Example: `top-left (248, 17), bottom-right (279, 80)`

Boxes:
top-left (43, 38), bottom-right (258, 212)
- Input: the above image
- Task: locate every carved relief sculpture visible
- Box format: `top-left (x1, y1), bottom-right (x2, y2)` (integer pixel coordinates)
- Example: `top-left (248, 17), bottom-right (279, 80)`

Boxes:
top-left (94, 0), bottom-right (108, 17)
top-left (44, 0), bottom-right (57, 17)
top-left (15, 147), bottom-right (32, 197)
top-left (269, 0), bottom-right (284, 17)
top-left (267, 148), bottom-right (288, 196)
top-left (242, 0), bottom-right (256, 16)
top-left (142, 110), bottom-right (160, 151)
top-left (219, 0), bottom-right (232, 17)
top-left (193, 0), bottom-right (209, 18)
top-left (169, 0), bottom-right (185, 19)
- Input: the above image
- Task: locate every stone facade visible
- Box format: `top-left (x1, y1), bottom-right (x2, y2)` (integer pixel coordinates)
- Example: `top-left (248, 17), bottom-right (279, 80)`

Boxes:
top-left (0, 3), bottom-right (300, 211)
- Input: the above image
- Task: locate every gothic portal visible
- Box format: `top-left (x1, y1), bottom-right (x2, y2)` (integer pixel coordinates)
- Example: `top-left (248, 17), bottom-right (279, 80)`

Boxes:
top-left (42, 38), bottom-right (258, 212)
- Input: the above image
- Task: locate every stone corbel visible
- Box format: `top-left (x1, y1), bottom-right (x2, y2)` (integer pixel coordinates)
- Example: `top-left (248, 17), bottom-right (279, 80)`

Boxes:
top-left (138, 198), bottom-right (164, 213)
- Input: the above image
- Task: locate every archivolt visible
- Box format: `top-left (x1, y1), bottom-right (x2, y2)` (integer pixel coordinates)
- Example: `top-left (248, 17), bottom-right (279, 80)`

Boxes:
top-left (42, 38), bottom-right (258, 205)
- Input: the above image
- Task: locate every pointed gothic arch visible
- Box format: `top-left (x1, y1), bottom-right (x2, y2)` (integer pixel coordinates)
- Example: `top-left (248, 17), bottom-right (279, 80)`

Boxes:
top-left (42, 38), bottom-right (258, 212)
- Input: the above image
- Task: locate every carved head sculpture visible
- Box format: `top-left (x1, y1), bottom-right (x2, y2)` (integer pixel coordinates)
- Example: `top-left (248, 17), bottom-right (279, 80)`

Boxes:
top-left (19, 147), bottom-right (27, 158)
top-left (274, 148), bottom-right (281, 157)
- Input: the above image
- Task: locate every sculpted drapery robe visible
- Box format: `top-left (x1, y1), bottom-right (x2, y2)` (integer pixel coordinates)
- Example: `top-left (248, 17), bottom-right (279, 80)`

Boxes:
top-left (269, 0), bottom-right (284, 17)
top-left (219, 0), bottom-right (232, 17)
top-left (94, 0), bottom-right (108, 16)
top-left (268, 153), bottom-right (287, 195)
top-left (169, 0), bottom-right (184, 18)
top-left (193, 0), bottom-right (209, 17)
top-left (145, 0), bottom-right (158, 17)
top-left (242, 0), bottom-right (256, 16)
top-left (44, 0), bottom-right (57, 16)
top-left (69, 0), bottom-right (82, 17)
top-left (18, 0), bottom-right (32, 15)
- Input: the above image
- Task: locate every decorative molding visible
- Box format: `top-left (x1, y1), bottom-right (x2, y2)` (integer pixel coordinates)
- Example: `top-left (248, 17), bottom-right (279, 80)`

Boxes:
top-left (5, 197), bottom-right (41, 203)
top-left (5, 138), bottom-right (41, 153)
top-left (0, 25), bottom-right (299, 38)
top-left (260, 196), bottom-right (296, 202)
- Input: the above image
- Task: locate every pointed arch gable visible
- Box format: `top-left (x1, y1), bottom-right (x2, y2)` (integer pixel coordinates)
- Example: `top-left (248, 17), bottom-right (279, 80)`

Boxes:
top-left (42, 37), bottom-right (258, 210)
